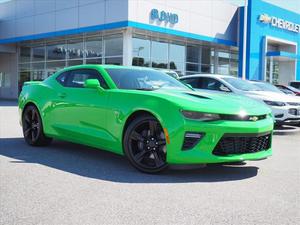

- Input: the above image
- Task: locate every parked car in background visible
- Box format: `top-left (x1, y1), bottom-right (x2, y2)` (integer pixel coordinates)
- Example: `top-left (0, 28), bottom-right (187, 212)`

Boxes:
top-left (156, 69), bottom-right (180, 79)
top-left (180, 74), bottom-right (300, 125)
top-left (250, 81), bottom-right (286, 94)
top-left (19, 66), bottom-right (274, 173)
top-left (289, 81), bottom-right (300, 90)
top-left (275, 84), bottom-right (300, 96)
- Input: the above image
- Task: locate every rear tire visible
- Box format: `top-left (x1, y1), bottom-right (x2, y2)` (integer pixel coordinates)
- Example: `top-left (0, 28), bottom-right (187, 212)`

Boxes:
top-left (22, 105), bottom-right (52, 146)
top-left (123, 115), bottom-right (168, 173)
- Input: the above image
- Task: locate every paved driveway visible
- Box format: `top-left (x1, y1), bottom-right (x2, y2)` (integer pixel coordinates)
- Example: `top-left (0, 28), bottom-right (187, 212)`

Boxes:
top-left (0, 101), bottom-right (299, 225)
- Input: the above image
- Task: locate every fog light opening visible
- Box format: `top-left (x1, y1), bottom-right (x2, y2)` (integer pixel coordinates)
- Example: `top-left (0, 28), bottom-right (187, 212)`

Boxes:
top-left (182, 132), bottom-right (205, 151)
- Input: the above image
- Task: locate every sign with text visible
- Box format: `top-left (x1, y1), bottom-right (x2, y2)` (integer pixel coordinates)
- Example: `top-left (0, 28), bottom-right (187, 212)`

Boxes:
top-left (259, 14), bottom-right (300, 34)
top-left (150, 9), bottom-right (178, 24)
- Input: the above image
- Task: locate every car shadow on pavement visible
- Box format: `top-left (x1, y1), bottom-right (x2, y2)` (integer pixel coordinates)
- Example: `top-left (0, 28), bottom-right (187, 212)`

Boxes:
top-left (0, 137), bottom-right (259, 183)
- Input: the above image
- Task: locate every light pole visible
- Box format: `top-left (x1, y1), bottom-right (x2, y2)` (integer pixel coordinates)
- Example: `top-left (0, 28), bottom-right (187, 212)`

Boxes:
top-left (242, 0), bottom-right (248, 80)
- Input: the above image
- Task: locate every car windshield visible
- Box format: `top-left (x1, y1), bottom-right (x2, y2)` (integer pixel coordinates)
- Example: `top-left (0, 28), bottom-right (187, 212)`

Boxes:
top-left (223, 78), bottom-right (262, 91)
top-left (287, 85), bottom-right (300, 92)
top-left (251, 82), bottom-right (282, 93)
top-left (105, 68), bottom-right (189, 91)
top-left (290, 82), bottom-right (300, 89)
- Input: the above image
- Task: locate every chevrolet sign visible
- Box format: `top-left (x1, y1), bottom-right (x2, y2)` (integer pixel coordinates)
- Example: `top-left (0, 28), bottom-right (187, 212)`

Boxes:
top-left (259, 14), bottom-right (300, 34)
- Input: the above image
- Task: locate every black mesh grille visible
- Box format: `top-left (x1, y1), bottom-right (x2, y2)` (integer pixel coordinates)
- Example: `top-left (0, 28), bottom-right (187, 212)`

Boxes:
top-left (213, 132), bottom-right (271, 156)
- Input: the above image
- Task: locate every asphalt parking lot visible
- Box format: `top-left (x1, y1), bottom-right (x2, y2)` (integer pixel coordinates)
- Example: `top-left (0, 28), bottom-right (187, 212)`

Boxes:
top-left (1, 101), bottom-right (299, 225)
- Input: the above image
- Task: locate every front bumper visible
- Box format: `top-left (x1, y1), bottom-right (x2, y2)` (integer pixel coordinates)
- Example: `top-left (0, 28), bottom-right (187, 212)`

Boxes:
top-left (271, 106), bottom-right (300, 124)
top-left (166, 116), bottom-right (273, 164)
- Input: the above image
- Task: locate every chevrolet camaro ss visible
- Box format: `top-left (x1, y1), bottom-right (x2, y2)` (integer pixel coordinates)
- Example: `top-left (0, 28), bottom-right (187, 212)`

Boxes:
top-left (19, 65), bottom-right (274, 173)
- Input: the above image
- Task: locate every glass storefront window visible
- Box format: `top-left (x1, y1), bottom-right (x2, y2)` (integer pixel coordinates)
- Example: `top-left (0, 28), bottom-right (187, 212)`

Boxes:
top-left (46, 61), bottom-right (66, 76)
top-left (19, 63), bottom-right (30, 71)
top-left (68, 59), bottom-right (84, 66)
top-left (105, 35), bottom-right (123, 57)
top-left (31, 70), bottom-right (46, 81)
top-left (86, 58), bottom-right (102, 64)
top-left (67, 39), bottom-right (84, 59)
top-left (86, 37), bottom-right (102, 58)
top-left (18, 70), bottom-right (30, 93)
top-left (18, 32), bottom-right (124, 91)
top-left (20, 46), bottom-right (31, 63)
top-left (132, 37), bottom-right (150, 67)
top-left (202, 47), bottom-right (211, 65)
top-left (47, 42), bottom-right (67, 61)
top-left (229, 52), bottom-right (238, 76)
top-left (32, 46), bottom-right (45, 62)
top-left (32, 62), bottom-right (44, 70)
top-left (218, 51), bottom-right (230, 75)
top-left (170, 61), bottom-right (184, 71)
top-left (151, 40), bottom-right (168, 61)
top-left (169, 43), bottom-right (185, 63)
top-left (186, 63), bottom-right (199, 72)
top-left (105, 57), bottom-right (122, 65)
top-left (201, 64), bottom-right (212, 73)
top-left (151, 40), bottom-right (168, 69)
top-left (169, 43), bottom-right (185, 73)
top-left (31, 62), bottom-right (46, 80)
top-left (186, 46), bottom-right (199, 63)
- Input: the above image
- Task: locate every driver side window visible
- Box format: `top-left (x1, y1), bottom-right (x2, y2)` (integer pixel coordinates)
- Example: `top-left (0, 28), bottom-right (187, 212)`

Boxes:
top-left (56, 69), bottom-right (108, 89)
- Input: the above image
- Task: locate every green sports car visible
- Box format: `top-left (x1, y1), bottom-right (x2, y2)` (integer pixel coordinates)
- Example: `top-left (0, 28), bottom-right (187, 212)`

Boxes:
top-left (19, 65), bottom-right (273, 173)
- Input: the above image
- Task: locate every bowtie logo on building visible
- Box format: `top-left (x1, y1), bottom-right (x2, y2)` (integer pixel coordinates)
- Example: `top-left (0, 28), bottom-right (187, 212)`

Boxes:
top-left (259, 14), bottom-right (272, 24)
top-left (258, 13), bottom-right (300, 33)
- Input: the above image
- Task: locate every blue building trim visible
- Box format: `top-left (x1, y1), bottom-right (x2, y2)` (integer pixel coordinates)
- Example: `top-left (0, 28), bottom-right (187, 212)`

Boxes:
top-left (127, 21), bottom-right (237, 47)
top-left (245, 0), bottom-right (300, 81)
top-left (266, 51), bottom-right (299, 59)
top-left (0, 20), bottom-right (237, 47)
top-left (238, 7), bottom-right (244, 78)
top-left (245, 0), bottom-right (253, 80)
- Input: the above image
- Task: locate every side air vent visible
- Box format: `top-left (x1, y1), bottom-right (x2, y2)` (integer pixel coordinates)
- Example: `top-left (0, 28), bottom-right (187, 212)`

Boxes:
top-left (182, 132), bottom-right (205, 150)
top-left (185, 93), bottom-right (211, 99)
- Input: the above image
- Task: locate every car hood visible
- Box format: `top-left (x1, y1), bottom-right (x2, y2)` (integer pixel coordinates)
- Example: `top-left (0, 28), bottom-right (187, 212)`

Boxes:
top-left (244, 91), bottom-right (300, 103)
top-left (151, 89), bottom-right (271, 115)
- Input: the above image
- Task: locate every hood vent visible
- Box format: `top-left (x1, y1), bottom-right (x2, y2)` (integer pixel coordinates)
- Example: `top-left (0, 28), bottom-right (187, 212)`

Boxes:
top-left (185, 93), bottom-right (211, 99)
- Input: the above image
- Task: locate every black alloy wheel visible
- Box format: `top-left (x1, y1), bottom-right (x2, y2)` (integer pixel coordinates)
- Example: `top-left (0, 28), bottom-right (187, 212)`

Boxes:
top-left (124, 115), bottom-right (168, 173)
top-left (22, 105), bottom-right (52, 146)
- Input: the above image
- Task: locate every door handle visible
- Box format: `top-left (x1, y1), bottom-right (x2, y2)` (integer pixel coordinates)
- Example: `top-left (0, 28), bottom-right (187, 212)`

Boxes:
top-left (58, 93), bottom-right (67, 98)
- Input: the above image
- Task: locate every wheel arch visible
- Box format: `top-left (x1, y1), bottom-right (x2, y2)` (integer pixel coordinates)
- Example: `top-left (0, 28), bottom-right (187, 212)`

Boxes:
top-left (122, 110), bottom-right (163, 143)
top-left (21, 101), bottom-right (43, 127)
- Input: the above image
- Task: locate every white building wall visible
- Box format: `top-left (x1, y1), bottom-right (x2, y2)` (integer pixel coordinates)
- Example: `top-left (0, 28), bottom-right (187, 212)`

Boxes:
top-left (0, 0), bottom-right (129, 40)
top-left (128, 0), bottom-right (238, 43)
top-left (0, 0), bottom-right (238, 44)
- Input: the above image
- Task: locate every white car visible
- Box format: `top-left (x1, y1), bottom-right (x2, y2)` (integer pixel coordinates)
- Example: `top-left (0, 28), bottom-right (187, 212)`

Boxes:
top-left (180, 74), bottom-right (300, 125)
top-left (155, 69), bottom-right (180, 79)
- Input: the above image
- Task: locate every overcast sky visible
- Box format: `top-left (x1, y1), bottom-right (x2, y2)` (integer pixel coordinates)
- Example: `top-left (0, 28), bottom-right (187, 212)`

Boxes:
top-left (0, 0), bottom-right (299, 14)
top-left (228, 0), bottom-right (300, 13)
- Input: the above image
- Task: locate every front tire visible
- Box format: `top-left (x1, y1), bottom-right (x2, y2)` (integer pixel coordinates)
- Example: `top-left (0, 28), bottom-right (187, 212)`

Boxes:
top-left (22, 105), bottom-right (52, 146)
top-left (123, 115), bottom-right (168, 173)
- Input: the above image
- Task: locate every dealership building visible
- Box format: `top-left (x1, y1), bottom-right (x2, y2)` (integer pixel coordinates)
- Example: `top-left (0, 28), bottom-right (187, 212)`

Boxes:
top-left (0, 0), bottom-right (299, 99)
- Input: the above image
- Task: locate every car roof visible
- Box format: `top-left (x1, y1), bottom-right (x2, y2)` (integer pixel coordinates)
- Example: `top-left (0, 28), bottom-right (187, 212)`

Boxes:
top-left (62, 64), bottom-right (157, 71)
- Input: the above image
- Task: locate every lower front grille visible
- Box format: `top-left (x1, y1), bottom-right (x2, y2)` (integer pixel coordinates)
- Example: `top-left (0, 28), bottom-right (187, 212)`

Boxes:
top-left (213, 132), bottom-right (271, 156)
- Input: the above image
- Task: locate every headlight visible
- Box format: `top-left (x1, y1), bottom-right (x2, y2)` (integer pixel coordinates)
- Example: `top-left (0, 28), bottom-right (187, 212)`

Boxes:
top-left (263, 100), bottom-right (286, 106)
top-left (181, 110), bottom-right (220, 121)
